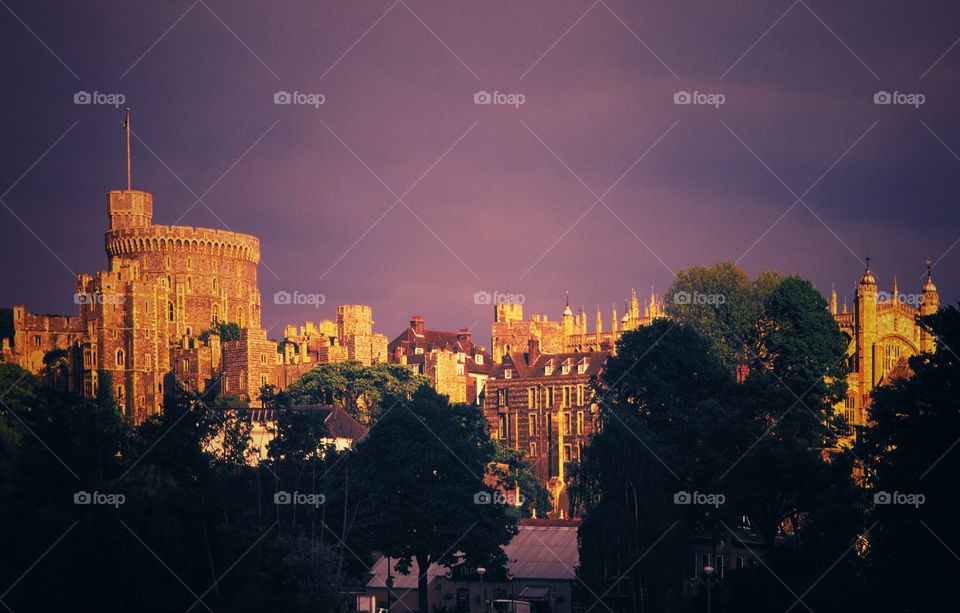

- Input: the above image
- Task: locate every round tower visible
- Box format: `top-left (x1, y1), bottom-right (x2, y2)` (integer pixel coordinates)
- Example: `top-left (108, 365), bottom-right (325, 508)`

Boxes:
top-left (920, 261), bottom-right (940, 353)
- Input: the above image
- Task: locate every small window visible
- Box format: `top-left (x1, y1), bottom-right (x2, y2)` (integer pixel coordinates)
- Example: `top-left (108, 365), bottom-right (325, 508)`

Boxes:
top-left (475, 354), bottom-right (483, 365)
top-left (529, 442), bottom-right (537, 457)
top-left (115, 348), bottom-right (125, 368)
top-left (34, 335), bottom-right (41, 348)
top-left (415, 347), bottom-right (424, 355)
top-left (168, 302), bottom-right (175, 322)
top-left (544, 360), bottom-right (554, 376)
top-left (577, 411), bottom-right (585, 435)
top-left (528, 413), bottom-right (538, 436)
top-left (504, 369), bottom-right (513, 379)
top-left (497, 388), bottom-right (509, 407)
top-left (498, 415), bottom-right (508, 440)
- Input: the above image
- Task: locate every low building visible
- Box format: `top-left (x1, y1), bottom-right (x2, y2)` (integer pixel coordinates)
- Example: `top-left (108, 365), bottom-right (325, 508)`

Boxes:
top-left (360, 519), bottom-right (581, 613)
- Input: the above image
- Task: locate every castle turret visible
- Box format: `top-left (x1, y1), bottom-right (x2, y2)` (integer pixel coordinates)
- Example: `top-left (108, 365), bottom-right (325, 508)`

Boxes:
top-left (107, 189), bottom-right (153, 231)
top-left (856, 262), bottom-right (878, 389)
top-left (920, 261), bottom-right (940, 353)
top-left (595, 305), bottom-right (602, 335)
top-left (830, 284), bottom-right (838, 315)
top-left (562, 294), bottom-right (574, 339)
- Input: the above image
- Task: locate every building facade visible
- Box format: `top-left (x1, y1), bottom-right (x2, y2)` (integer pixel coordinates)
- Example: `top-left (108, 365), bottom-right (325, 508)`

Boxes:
top-left (490, 289), bottom-right (664, 363)
top-left (832, 264), bottom-right (940, 429)
top-left (483, 338), bottom-right (609, 515)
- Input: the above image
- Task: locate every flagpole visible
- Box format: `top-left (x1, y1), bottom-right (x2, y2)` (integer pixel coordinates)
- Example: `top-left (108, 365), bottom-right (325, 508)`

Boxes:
top-left (125, 107), bottom-right (131, 191)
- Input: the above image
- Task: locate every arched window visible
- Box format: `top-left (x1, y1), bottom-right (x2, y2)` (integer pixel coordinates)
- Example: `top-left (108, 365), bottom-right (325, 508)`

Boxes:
top-left (212, 303), bottom-right (220, 323)
top-left (187, 276), bottom-right (193, 292)
top-left (115, 348), bottom-right (125, 368)
top-left (168, 301), bottom-right (175, 322)
top-left (213, 278), bottom-right (219, 293)
top-left (236, 307), bottom-right (245, 328)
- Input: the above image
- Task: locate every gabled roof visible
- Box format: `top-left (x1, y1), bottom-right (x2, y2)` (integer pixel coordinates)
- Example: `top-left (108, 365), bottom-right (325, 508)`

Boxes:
top-left (493, 350), bottom-right (610, 380)
top-left (388, 324), bottom-right (493, 375)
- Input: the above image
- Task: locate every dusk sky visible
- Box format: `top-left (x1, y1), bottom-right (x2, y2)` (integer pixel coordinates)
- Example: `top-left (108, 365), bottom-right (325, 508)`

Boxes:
top-left (2, 0), bottom-right (958, 346)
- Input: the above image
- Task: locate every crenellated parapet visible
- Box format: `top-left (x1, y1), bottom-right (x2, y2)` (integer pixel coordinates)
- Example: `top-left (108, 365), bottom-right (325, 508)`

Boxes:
top-left (105, 225), bottom-right (260, 263)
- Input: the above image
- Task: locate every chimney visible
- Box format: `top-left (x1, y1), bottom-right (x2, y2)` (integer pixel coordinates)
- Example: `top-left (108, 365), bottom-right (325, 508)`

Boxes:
top-left (410, 315), bottom-right (425, 334)
top-left (457, 327), bottom-right (472, 347)
top-left (527, 337), bottom-right (540, 366)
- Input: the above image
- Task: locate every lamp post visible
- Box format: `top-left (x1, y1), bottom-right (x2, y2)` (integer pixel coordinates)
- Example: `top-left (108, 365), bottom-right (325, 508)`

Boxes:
top-left (477, 566), bottom-right (487, 613)
top-left (386, 556), bottom-right (394, 613)
top-left (703, 565), bottom-right (714, 613)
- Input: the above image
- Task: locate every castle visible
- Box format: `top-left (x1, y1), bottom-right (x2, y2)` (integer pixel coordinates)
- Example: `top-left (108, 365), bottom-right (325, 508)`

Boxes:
top-left (0, 184), bottom-right (390, 421)
top-left (833, 263), bottom-right (940, 429)
top-left (490, 289), bottom-right (666, 363)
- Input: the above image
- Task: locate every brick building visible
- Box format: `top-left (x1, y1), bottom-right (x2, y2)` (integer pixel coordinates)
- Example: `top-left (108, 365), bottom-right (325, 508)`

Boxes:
top-left (483, 338), bottom-right (610, 515)
top-left (388, 315), bottom-right (492, 404)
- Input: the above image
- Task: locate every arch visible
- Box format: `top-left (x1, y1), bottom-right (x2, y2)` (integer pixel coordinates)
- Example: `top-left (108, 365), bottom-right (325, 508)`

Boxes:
top-left (116, 348), bottom-right (125, 368)
top-left (168, 301), bottom-right (175, 322)
top-left (212, 303), bottom-right (221, 324)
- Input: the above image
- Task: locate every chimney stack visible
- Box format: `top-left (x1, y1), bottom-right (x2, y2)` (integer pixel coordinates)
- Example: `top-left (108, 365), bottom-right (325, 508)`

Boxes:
top-left (527, 337), bottom-right (540, 366)
top-left (410, 315), bottom-right (425, 334)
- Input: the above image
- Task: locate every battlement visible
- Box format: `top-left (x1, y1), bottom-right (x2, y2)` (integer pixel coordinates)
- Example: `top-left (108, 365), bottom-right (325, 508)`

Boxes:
top-left (105, 225), bottom-right (260, 263)
top-left (107, 190), bottom-right (154, 229)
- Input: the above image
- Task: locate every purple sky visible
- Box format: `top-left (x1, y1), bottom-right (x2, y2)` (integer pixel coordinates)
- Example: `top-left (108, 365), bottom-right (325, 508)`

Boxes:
top-left (1, 0), bottom-right (958, 347)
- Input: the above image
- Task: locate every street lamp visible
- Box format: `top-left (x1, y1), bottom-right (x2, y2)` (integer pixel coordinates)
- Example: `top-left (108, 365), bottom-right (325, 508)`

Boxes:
top-left (477, 566), bottom-right (487, 613)
top-left (386, 556), bottom-right (394, 613)
top-left (703, 565), bottom-right (715, 613)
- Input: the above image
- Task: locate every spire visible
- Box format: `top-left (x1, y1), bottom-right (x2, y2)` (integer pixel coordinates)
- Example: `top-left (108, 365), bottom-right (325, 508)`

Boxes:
top-left (563, 291), bottom-right (573, 317)
top-left (891, 276), bottom-right (899, 301)
top-left (922, 257), bottom-right (938, 294)
top-left (612, 302), bottom-right (618, 333)
top-left (596, 304), bottom-right (602, 335)
top-left (860, 255), bottom-right (876, 286)
top-left (830, 284), bottom-right (838, 315)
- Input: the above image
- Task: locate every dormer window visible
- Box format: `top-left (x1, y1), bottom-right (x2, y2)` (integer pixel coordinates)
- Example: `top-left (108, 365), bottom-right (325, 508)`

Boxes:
top-left (475, 354), bottom-right (484, 365)
top-left (504, 369), bottom-right (513, 379)
top-left (544, 360), bottom-right (555, 376)
top-left (578, 358), bottom-right (589, 374)
top-left (415, 347), bottom-right (424, 355)
top-left (561, 358), bottom-right (572, 375)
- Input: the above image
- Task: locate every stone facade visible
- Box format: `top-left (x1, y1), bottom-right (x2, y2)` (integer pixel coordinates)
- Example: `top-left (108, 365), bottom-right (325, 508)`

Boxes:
top-left (832, 265), bottom-right (940, 429)
top-left (490, 289), bottom-right (665, 363)
top-left (279, 305), bottom-right (388, 369)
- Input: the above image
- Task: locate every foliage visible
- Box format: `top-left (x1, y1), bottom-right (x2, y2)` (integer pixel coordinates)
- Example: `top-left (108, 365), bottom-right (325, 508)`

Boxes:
top-left (353, 386), bottom-right (518, 613)
top-left (199, 321), bottom-right (241, 343)
top-left (861, 306), bottom-right (960, 612)
top-left (491, 444), bottom-right (552, 517)
top-left (286, 360), bottom-right (426, 424)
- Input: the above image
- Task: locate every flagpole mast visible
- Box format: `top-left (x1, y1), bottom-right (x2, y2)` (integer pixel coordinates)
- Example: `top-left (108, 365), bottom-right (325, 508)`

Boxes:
top-left (125, 107), bottom-right (131, 191)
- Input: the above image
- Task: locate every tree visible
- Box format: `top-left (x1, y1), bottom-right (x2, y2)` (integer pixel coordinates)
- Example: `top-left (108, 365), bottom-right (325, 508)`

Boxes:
top-left (354, 386), bottom-right (517, 613)
top-left (491, 444), bottom-right (552, 518)
top-left (199, 321), bottom-right (241, 342)
top-left (861, 306), bottom-right (960, 612)
top-left (286, 361), bottom-right (426, 424)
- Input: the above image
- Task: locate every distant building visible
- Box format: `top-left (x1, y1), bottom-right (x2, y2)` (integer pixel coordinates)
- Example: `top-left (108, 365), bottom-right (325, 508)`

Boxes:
top-left (388, 315), bottom-right (492, 404)
top-left (832, 263), bottom-right (940, 431)
top-left (483, 338), bottom-right (609, 516)
top-left (360, 519), bottom-right (581, 613)
top-left (490, 289), bottom-right (665, 364)
top-left (279, 305), bottom-right (389, 368)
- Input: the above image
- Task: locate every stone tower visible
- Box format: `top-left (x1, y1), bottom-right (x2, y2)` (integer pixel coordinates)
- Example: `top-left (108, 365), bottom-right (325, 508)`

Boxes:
top-left (855, 263), bottom-right (878, 389)
top-left (920, 265), bottom-right (940, 353)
